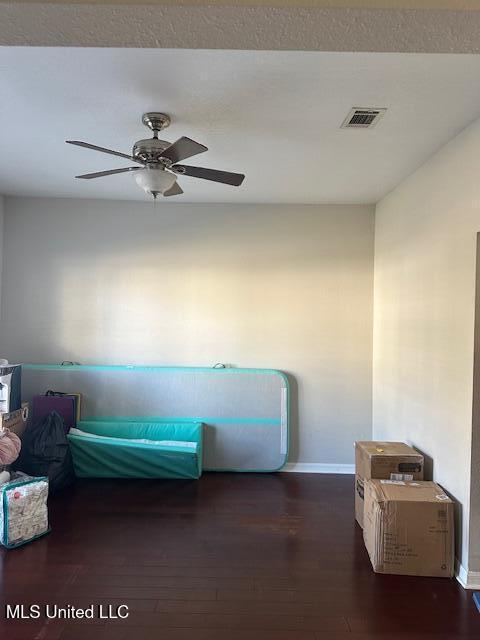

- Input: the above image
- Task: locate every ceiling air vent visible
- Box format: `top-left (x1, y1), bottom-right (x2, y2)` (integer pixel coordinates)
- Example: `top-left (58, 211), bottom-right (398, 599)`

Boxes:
top-left (341, 107), bottom-right (387, 129)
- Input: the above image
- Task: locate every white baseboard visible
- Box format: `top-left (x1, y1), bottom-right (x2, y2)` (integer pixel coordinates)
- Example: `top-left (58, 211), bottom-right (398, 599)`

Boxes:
top-left (455, 559), bottom-right (480, 589)
top-left (282, 462), bottom-right (355, 474)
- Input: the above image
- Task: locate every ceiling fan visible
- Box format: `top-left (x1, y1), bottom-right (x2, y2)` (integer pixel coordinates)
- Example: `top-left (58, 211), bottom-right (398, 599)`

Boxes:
top-left (66, 112), bottom-right (245, 199)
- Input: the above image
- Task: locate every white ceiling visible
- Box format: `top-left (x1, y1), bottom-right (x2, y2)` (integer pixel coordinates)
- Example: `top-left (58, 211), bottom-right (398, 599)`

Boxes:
top-left (1, 48), bottom-right (480, 204)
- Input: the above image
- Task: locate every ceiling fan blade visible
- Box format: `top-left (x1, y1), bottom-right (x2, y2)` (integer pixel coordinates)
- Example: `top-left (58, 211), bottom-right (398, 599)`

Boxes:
top-left (75, 167), bottom-right (141, 179)
top-left (161, 137), bottom-right (208, 164)
top-left (163, 182), bottom-right (184, 197)
top-left (66, 141), bottom-right (144, 165)
top-left (173, 165), bottom-right (245, 186)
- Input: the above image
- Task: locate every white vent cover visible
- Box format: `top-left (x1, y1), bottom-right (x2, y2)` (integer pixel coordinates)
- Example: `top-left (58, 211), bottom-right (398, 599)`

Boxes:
top-left (341, 108), bottom-right (387, 129)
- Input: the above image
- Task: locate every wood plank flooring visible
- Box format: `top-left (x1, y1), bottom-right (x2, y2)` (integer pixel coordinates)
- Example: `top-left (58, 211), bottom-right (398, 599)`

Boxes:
top-left (0, 473), bottom-right (478, 639)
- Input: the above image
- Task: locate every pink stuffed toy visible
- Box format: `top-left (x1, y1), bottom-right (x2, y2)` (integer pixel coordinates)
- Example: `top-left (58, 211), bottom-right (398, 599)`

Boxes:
top-left (0, 427), bottom-right (21, 466)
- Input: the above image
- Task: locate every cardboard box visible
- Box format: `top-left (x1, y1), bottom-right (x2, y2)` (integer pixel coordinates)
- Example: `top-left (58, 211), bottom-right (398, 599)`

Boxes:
top-left (0, 402), bottom-right (29, 437)
top-left (363, 479), bottom-right (454, 578)
top-left (354, 441), bottom-right (424, 528)
top-left (355, 474), bottom-right (365, 526)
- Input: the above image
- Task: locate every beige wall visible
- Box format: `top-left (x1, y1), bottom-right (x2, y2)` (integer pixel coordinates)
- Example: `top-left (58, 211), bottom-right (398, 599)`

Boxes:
top-left (0, 198), bottom-right (374, 466)
top-left (373, 116), bottom-right (480, 574)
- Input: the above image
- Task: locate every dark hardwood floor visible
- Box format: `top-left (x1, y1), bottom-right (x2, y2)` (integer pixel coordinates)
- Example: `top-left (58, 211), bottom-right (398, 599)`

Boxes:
top-left (0, 473), bottom-right (478, 639)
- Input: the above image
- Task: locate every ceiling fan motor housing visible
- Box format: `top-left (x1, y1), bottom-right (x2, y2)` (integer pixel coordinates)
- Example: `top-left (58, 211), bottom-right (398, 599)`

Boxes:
top-left (132, 138), bottom-right (172, 164)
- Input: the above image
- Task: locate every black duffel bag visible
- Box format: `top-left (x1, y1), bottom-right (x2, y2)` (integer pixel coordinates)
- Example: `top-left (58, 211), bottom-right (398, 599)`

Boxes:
top-left (15, 410), bottom-right (76, 493)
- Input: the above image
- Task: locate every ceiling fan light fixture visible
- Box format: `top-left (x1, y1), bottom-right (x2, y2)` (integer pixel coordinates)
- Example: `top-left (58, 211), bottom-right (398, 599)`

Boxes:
top-left (134, 166), bottom-right (177, 197)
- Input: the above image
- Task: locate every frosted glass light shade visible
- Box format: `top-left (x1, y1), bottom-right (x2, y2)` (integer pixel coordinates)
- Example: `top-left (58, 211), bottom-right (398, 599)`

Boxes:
top-left (134, 167), bottom-right (176, 196)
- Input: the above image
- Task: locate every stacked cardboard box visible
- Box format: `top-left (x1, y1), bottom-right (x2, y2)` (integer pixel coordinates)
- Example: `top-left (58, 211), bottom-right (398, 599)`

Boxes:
top-left (355, 441), bottom-right (424, 528)
top-left (355, 441), bottom-right (454, 578)
top-left (0, 402), bottom-right (29, 437)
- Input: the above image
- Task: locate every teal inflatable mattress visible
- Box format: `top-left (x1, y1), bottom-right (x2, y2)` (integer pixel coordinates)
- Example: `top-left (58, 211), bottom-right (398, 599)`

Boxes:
top-left (67, 420), bottom-right (203, 479)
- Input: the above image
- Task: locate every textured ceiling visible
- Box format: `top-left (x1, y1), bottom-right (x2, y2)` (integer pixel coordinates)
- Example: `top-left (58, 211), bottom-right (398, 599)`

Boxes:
top-left (2, 4), bottom-right (480, 52)
top-left (1, 48), bottom-right (480, 204)
top-left (5, 0), bottom-right (480, 7)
